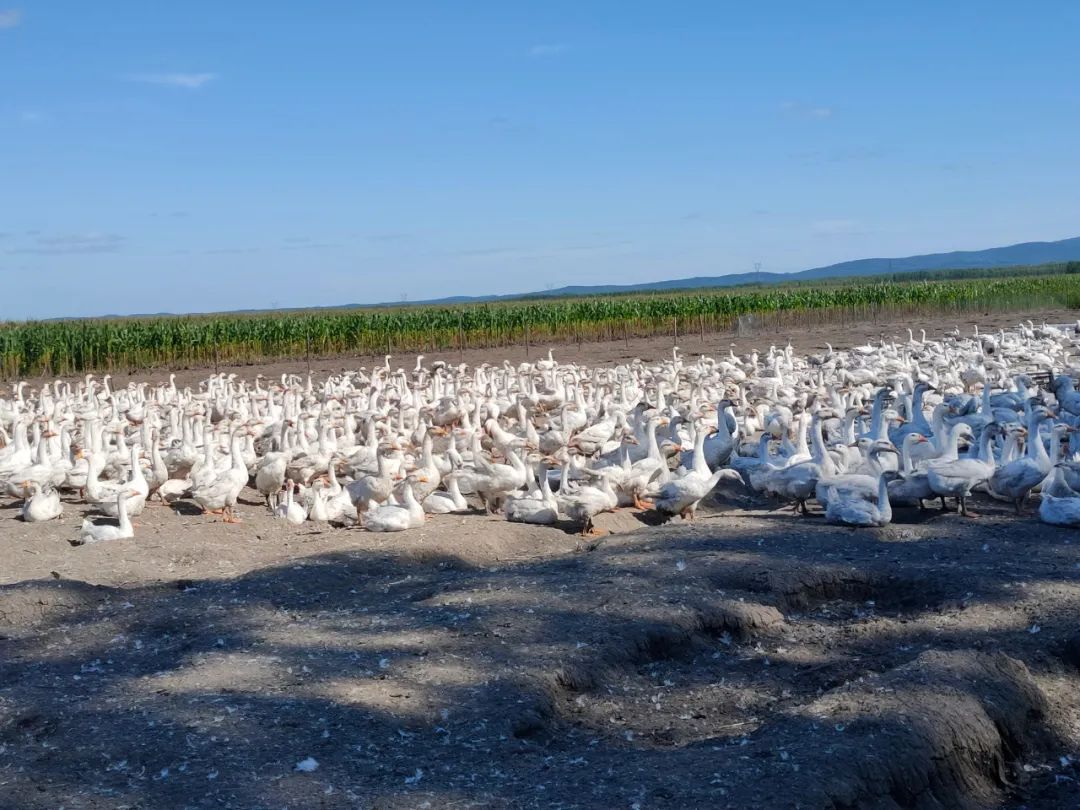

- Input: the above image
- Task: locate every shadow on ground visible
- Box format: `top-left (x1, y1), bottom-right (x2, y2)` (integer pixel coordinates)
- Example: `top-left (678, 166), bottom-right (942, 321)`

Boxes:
top-left (2, 498), bottom-right (1079, 809)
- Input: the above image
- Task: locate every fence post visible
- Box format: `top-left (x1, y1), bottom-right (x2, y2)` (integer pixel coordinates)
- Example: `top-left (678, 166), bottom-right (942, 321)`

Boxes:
top-left (673, 316), bottom-right (678, 345)
top-left (305, 329), bottom-right (311, 376)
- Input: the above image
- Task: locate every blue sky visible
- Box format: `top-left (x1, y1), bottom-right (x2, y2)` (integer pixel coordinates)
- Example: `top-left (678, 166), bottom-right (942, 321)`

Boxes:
top-left (2, 2), bottom-right (1079, 319)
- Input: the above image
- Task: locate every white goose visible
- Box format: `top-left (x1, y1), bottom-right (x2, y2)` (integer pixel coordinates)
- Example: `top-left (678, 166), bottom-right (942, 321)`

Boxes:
top-left (825, 473), bottom-right (893, 527)
top-left (424, 473), bottom-right (470, 514)
top-left (926, 425), bottom-right (998, 516)
top-left (1038, 464), bottom-right (1080, 527)
top-left (20, 480), bottom-right (63, 522)
top-left (75, 488), bottom-right (137, 545)
top-left (273, 479), bottom-right (307, 525)
top-left (505, 472), bottom-right (559, 525)
top-left (361, 481), bottom-right (426, 532)
top-left (559, 474), bottom-right (615, 535)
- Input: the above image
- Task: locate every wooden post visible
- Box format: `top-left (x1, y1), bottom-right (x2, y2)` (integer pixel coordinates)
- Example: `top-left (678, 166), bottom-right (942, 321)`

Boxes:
top-left (458, 312), bottom-right (464, 362)
top-left (305, 330), bottom-right (311, 376)
top-left (699, 313), bottom-right (705, 343)
top-left (524, 322), bottom-right (530, 358)
top-left (624, 321), bottom-right (629, 349)
top-left (673, 316), bottom-right (678, 345)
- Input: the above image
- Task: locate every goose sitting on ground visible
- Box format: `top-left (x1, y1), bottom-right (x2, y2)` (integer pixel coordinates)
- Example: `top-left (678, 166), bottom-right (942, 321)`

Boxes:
top-left (505, 472), bottom-right (559, 525)
top-left (815, 442), bottom-right (899, 511)
top-left (361, 481), bottom-right (426, 532)
top-left (424, 473), bottom-right (470, 514)
top-left (74, 489), bottom-right (137, 545)
top-left (825, 473), bottom-right (892, 528)
top-left (1038, 464), bottom-right (1080, 527)
top-left (20, 480), bottom-right (62, 522)
top-left (273, 479), bottom-right (307, 525)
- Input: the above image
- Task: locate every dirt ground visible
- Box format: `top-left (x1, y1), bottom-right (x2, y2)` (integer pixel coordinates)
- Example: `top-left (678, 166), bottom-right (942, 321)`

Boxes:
top-left (2, 310), bottom-right (1079, 809)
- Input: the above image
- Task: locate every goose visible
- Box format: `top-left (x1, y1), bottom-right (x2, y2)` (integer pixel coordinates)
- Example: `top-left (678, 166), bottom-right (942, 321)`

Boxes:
top-left (652, 466), bottom-right (742, 521)
top-left (144, 431), bottom-right (170, 502)
top-left (255, 448), bottom-right (290, 508)
top-left (19, 480), bottom-right (63, 522)
top-left (701, 399), bottom-right (739, 469)
top-left (273, 480), bottom-right (307, 525)
top-left (361, 481), bottom-right (426, 532)
top-left (730, 433), bottom-right (776, 488)
top-left (3, 425), bottom-right (66, 496)
top-left (926, 424), bottom-right (998, 516)
top-left (424, 473), bottom-right (470, 514)
top-left (759, 413), bottom-right (834, 513)
top-left (558, 471), bottom-right (618, 535)
top-left (307, 481), bottom-right (331, 522)
top-left (1038, 464), bottom-right (1080, 527)
top-left (473, 442), bottom-right (529, 513)
top-left (825, 473), bottom-right (892, 527)
top-left (504, 471), bottom-right (559, 525)
top-left (815, 443), bottom-right (899, 510)
top-left (985, 407), bottom-right (1061, 513)
top-left (74, 489), bottom-right (137, 545)
top-left (191, 429), bottom-right (249, 523)
top-left (345, 449), bottom-right (397, 510)
top-left (620, 417), bottom-right (671, 508)
top-left (887, 433), bottom-right (935, 508)
top-left (86, 445), bottom-right (149, 518)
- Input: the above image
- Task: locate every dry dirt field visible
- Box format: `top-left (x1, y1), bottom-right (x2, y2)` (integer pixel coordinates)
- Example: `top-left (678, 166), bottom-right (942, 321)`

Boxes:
top-left (2, 310), bottom-right (1079, 809)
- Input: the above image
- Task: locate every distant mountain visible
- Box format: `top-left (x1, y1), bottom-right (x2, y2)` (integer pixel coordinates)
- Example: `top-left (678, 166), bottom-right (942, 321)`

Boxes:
top-left (382, 235), bottom-right (1080, 306)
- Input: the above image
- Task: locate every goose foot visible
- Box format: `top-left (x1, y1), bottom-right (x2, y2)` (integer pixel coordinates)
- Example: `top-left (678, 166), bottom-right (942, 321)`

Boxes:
top-left (958, 498), bottom-right (979, 518)
top-left (635, 497), bottom-right (654, 510)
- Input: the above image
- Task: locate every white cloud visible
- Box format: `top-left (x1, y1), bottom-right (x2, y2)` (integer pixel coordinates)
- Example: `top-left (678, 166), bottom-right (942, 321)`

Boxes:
top-left (126, 72), bottom-right (217, 89)
top-left (0, 8), bottom-right (21, 29)
top-left (780, 101), bottom-right (833, 120)
top-left (811, 219), bottom-right (862, 237)
top-left (529, 43), bottom-right (566, 57)
top-left (7, 232), bottom-right (125, 255)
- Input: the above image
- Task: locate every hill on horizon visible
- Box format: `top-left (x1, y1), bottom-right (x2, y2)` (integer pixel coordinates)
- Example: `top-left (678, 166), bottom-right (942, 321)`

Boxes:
top-left (375, 235), bottom-right (1080, 307)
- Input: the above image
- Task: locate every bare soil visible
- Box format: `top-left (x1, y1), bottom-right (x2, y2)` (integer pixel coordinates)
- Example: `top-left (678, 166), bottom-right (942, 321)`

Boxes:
top-left (2, 309), bottom-right (1079, 809)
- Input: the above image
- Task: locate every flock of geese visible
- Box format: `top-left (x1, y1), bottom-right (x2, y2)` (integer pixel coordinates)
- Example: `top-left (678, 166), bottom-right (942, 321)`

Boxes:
top-left (5, 321), bottom-right (1080, 544)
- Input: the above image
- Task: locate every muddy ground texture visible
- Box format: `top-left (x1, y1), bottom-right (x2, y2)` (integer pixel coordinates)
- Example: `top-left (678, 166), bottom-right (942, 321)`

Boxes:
top-left (2, 312), bottom-right (1079, 809)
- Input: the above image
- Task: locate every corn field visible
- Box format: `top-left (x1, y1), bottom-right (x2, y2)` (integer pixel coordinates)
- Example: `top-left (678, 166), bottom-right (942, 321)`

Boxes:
top-left (3, 274), bottom-right (1079, 378)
